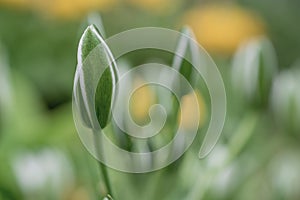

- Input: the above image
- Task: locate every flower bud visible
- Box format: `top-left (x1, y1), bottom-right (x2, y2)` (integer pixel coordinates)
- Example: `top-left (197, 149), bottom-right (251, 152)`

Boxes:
top-left (75, 25), bottom-right (118, 129)
top-left (271, 67), bottom-right (300, 134)
top-left (232, 37), bottom-right (278, 106)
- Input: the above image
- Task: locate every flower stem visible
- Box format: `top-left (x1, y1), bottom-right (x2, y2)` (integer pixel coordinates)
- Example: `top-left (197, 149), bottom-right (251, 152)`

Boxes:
top-left (93, 130), bottom-right (114, 198)
top-left (98, 162), bottom-right (113, 197)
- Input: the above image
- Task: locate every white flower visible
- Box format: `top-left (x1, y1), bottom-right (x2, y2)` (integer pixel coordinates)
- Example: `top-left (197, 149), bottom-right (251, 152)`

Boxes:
top-left (13, 148), bottom-right (74, 197)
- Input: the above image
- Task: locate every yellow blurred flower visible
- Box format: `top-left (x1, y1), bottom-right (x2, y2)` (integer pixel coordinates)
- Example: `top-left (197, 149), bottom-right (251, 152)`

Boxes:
top-left (127, 0), bottom-right (175, 13)
top-left (130, 78), bottom-right (156, 124)
top-left (0, 0), bottom-right (31, 8)
top-left (183, 4), bottom-right (265, 55)
top-left (0, 0), bottom-right (117, 20)
top-left (178, 90), bottom-right (207, 130)
top-left (35, 0), bottom-right (117, 19)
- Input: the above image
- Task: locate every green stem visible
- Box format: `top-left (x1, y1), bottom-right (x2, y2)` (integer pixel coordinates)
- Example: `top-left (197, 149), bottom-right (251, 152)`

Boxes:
top-left (98, 162), bottom-right (113, 197)
top-left (93, 131), bottom-right (114, 198)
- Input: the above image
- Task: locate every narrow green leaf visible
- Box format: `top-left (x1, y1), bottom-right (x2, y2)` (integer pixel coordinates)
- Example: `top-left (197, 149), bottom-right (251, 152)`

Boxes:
top-left (169, 26), bottom-right (195, 81)
top-left (159, 26), bottom-right (197, 115)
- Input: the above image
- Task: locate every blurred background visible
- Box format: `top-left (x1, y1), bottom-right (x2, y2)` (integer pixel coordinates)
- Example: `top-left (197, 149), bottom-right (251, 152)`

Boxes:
top-left (0, 0), bottom-right (300, 199)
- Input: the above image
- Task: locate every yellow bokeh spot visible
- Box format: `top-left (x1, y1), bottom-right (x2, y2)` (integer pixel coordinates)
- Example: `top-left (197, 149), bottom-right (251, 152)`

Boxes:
top-left (130, 78), bottom-right (156, 124)
top-left (0, 0), bottom-right (31, 8)
top-left (39, 0), bottom-right (117, 20)
top-left (183, 4), bottom-right (265, 55)
top-left (127, 0), bottom-right (174, 13)
top-left (178, 90), bottom-right (207, 130)
top-left (0, 0), bottom-right (117, 20)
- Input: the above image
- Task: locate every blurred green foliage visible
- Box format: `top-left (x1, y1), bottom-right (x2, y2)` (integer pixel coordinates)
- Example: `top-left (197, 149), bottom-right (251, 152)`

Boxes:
top-left (0, 0), bottom-right (300, 200)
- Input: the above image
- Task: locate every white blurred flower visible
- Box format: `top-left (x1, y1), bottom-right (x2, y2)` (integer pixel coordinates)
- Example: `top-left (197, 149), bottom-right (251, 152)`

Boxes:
top-left (232, 37), bottom-right (277, 104)
top-left (271, 67), bottom-right (300, 133)
top-left (269, 151), bottom-right (300, 198)
top-left (212, 164), bottom-right (237, 197)
top-left (206, 144), bottom-right (229, 169)
top-left (12, 148), bottom-right (74, 197)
